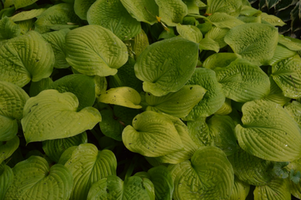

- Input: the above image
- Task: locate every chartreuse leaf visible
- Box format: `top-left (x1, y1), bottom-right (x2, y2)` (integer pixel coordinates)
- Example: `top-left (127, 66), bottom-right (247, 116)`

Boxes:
top-left (182, 0), bottom-right (206, 14)
top-left (134, 37), bottom-right (199, 96)
top-left (4, 156), bottom-right (73, 200)
top-left (208, 115), bottom-right (239, 156)
top-left (0, 81), bottom-right (29, 141)
top-left (224, 23), bottom-right (278, 66)
top-left (21, 90), bottom-right (102, 143)
top-left (87, 0), bottom-right (141, 41)
top-left (0, 164), bottom-right (13, 200)
top-left (187, 117), bottom-right (213, 146)
top-left (74, 0), bottom-right (96, 20)
top-left (206, 0), bottom-right (243, 16)
top-left (147, 115), bottom-right (198, 164)
top-left (87, 175), bottom-right (155, 200)
top-left (29, 77), bottom-right (53, 97)
top-left (98, 87), bottom-right (141, 109)
top-left (14, 0), bottom-right (38, 9)
top-left (215, 98), bottom-right (232, 115)
top-left (228, 148), bottom-right (273, 186)
top-left (10, 8), bottom-right (46, 22)
top-left (253, 178), bottom-right (290, 200)
top-left (263, 77), bottom-right (290, 106)
top-left (130, 29), bottom-right (149, 59)
top-left (65, 25), bottom-right (128, 77)
top-left (49, 74), bottom-right (96, 110)
top-left (235, 100), bottom-right (301, 162)
top-left (145, 85), bottom-right (206, 118)
top-left (120, 0), bottom-right (158, 25)
top-left (176, 24), bottom-right (203, 43)
top-left (287, 159), bottom-right (301, 198)
top-left (0, 136), bottom-right (19, 164)
top-left (42, 132), bottom-right (87, 163)
top-left (0, 31), bottom-right (54, 87)
top-left (122, 111), bottom-right (184, 157)
top-left (268, 45), bottom-right (296, 66)
top-left (184, 68), bottom-right (225, 120)
top-left (261, 13), bottom-right (286, 26)
top-left (208, 12), bottom-right (245, 29)
top-left (271, 55), bottom-right (301, 99)
top-left (169, 146), bottom-right (234, 200)
top-left (285, 101), bottom-right (301, 127)
top-left (278, 35), bottom-right (301, 51)
top-left (155, 0), bottom-right (188, 26)
top-left (35, 3), bottom-right (81, 33)
top-left (229, 177), bottom-right (250, 200)
top-left (64, 143), bottom-right (117, 200)
top-left (147, 166), bottom-right (174, 200)
top-left (0, 17), bottom-right (20, 40)
top-left (198, 38), bottom-right (220, 53)
top-left (42, 29), bottom-right (70, 69)
top-left (215, 58), bottom-right (270, 102)
top-left (205, 27), bottom-right (229, 49)
top-left (203, 53), bottom-right (238, 70)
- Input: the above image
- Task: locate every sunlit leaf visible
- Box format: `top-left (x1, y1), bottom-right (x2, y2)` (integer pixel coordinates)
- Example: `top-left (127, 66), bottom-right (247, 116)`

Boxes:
top-left (206, 0), bottom-right (243, 16)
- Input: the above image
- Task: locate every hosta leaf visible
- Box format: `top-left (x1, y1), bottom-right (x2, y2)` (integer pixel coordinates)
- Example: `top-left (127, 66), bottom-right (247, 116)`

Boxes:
top-left (287, 159), bottom-right (301, 198)
top-left (16, 19), bottom-right (34, 35)
top-left (5, 156), bottom-right (73, 200)
top-left (14, 0), bottom-right (38, 9)
top-left (113, 105), bottom-right (140, 126)
top-left (205, 27), bottom-right (229, 48)
top-left (261, 13), bottom-right (286, 26)
top-left (0, 31), bottom-right (54, 87)
top-left (208, 115), bottom-right (239, 156)
top-left (203, 53), bottom-right (238, 70)
top-left (0, 17), bottom-right (20, 40)
top-left (254, 178), bottom-right (290, 200)
top-left (0, 164), bottom-right (13, 200)
top-left (206, 0), bottom-right (243, 16)
top-left (64, 143), bottom-right (117, 200)
top-left (35, 3), bottom-right (81, 33)
top-left (21, 90), bottom-right (102, 143)
top-left (169, 146), bottom-right (234, 200)
top-left (145, 85), bottom-right (206, 118)
top-left (120, 0), bottom-right (158, 25)
top-left (278, 35), bottom-right (301, 51)
top-left (263, 77), bottom-right (290, 106)
top-left (42, 132), bottom-right (87, 163)
top-left (240, 5), bottom-right (261, 16)
top-left (215, 98), bottom-right (232, 115)
top-left (176, 24), bottom-right (203, 43)
top-left (268, 45), bottom-right (296, 66)
top-left (74, 0), bottom-right (96, 20)
top-left (155, 0), bottom-right (188, 26)
top-left (187, 117), bottom-right (213, 146)
top-left (229, 177), bottom-right (250, 200)
top-left (65, 25), bottom-right (128, 77)
top-left (224, 23), bottom-right (278, 66)
top-left (134, 37), bottom-right (198, 96)
top-left (215, 58), bottom-right (270, 102)
top-left (122, 111), bottom-right (184, 157)
top-left (285, 101), bottom-right (301, 127)
top-left (184, 67), bottom-right (225, 120)
top-left (198, 37), bottom-right (220, 53)
top-left (271, 55), bottom-right (301, 98)
top-left (42, 29), bottom-right (70, 69)
top-left (87, 0), bottom-right (141, 41)
top-left (228, 148), bottom-right (274, 186)
top-left (147, 166), bottom-right (174, 200)
top-left (98, 87), bottom-right (141, 109)
top-left (29, 77), bottom-right (53, 97)
top-left (94, 76), bottom-right (107, 98)
top-left (0, 136), bottom-right (19, 164)
top-left (130, 29), bottom-right (149, 59)
top-left (10, 8), bottom-right (46, 22)
top-left (208, 12), bottom-right (245, 29)
top-left (0, 81), bottom-right (29, 141)
top-left (49, 74), bottom-right (96, 110)
top-left (235, 99), bottom-right (301, 162)
top-left (182, 0), bottom-right (205, 14)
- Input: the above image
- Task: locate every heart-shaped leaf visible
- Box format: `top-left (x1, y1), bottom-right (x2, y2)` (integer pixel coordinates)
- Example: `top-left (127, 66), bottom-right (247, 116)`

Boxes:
top-left (120, 0), bottom-right (159, 25)
top-left (203, 53), bottom-right (238, 70)
top-left (145, 85), bottom-right (206, 118)
top-left (0, 17), bottom-right (21, 40)
top-left (206, 0), bottom-right (243, 16)
top-left (21, 89), bottom-right (102, 143)
top-left (134, 37), bottom-right (199, 96)
top-left (224, 23), bottom-right (278, 66)
top-left (215, 58), bottom-right (270, 102)
top-left (198, 37), bottom-right (220, 53)
top-left (0, 136), bottom-right (20, 164)
top-left (208, 12), bottom-right (245, 29)
top-left (87, 0), bottom-right (141, 40)
top-left (0, 31), bottom-right (54, 87)
top-left (65, 25), bottom-right (128, 77)
top-left (176, 24), bottom-right (203, 43)
top-left (253, 178), bottom-right (290, 200)
top-left (0, 164), bottom-right (13, 200)
top-left (4, 156), bottom-right (73, 200)
top-left (187, 117), bottom-right (213, 147)
top-left (122, 111), bottom-right (184, 157)
top-left (64, 143), bottom-right (117, 200)
top-left (235, 99), bottom-right (301, 162)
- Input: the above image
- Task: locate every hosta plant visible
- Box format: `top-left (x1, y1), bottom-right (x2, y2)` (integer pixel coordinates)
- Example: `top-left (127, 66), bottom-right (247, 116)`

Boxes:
top-left (1, 0), bottom-right (301, 199)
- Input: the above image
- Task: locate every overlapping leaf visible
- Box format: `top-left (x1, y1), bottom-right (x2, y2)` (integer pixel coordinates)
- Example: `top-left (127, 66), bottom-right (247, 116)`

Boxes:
top-left (0, 164), bottom-right (13, 200)
top-left (253, 178), bottom-right (290, 200)
top-left (206, 0), bottom-right (243, 16)
top-left (134, 37), bottom-right (199, 96)
top-left (21, 90), bottom-right (102, 143)
top-left (0, 31), bottom-right (54, 87)
top-left (0, 136), bottom-right (20, 164)
top-left (65, 25), bottom-right (128, 77)
top-left (74, 0), bottom-right (96, 20)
